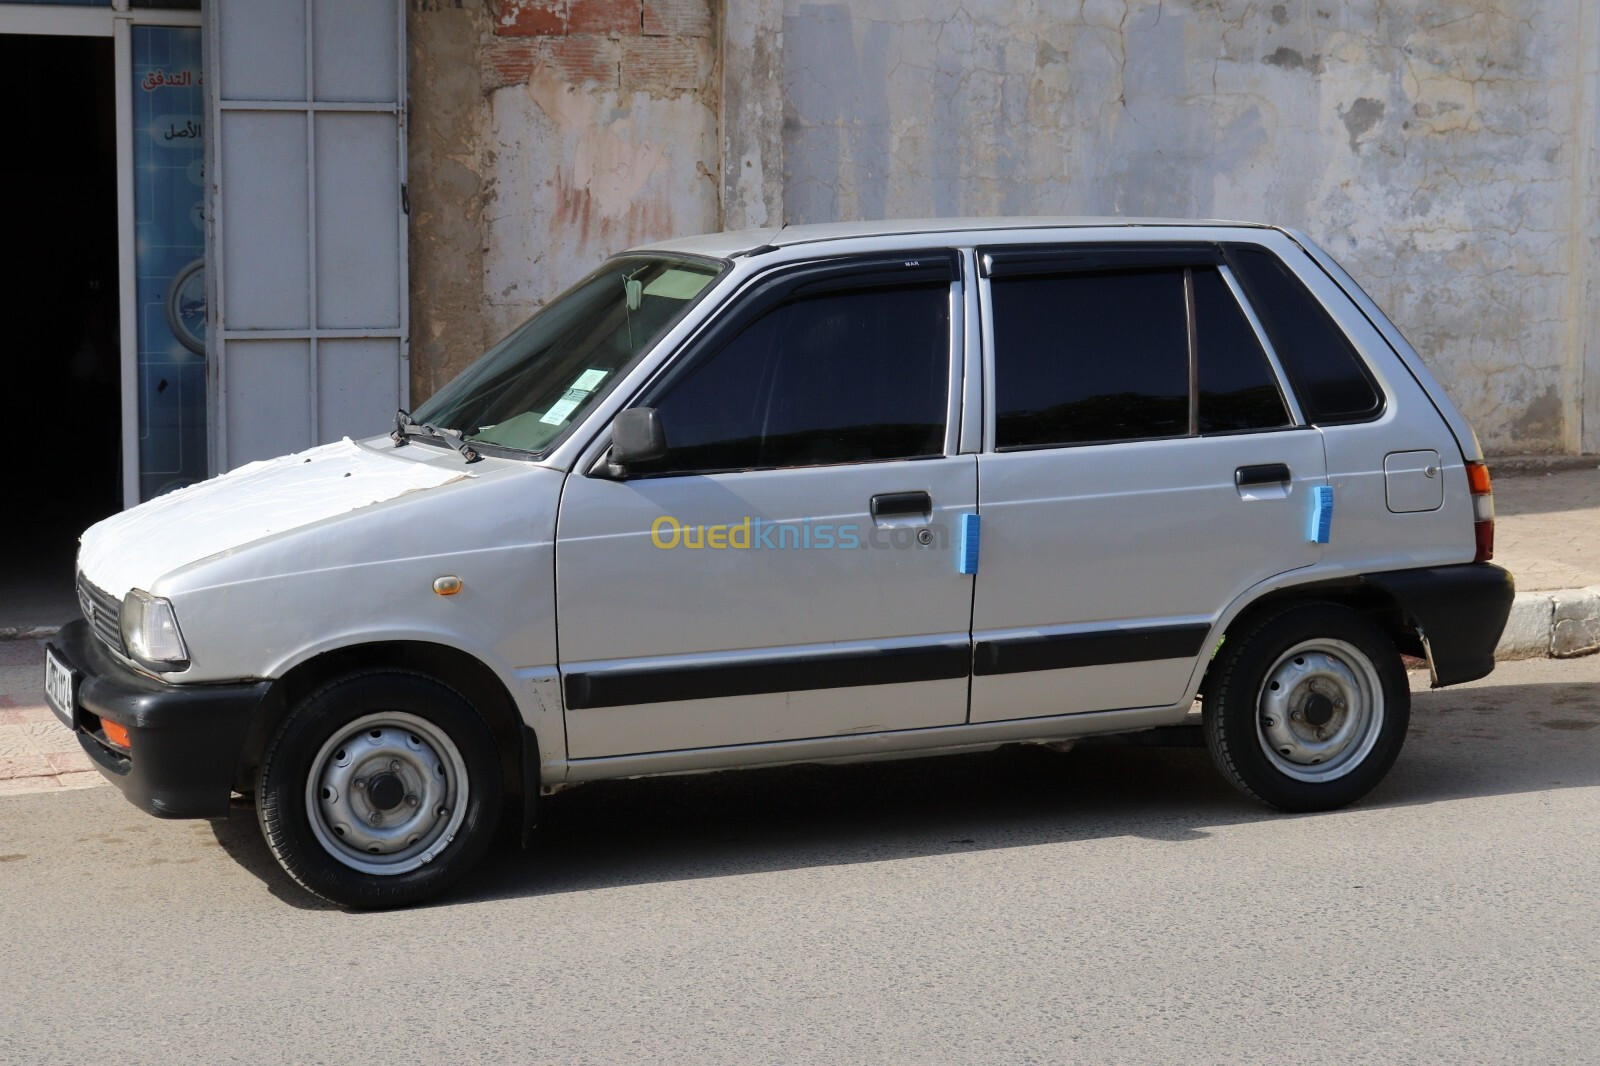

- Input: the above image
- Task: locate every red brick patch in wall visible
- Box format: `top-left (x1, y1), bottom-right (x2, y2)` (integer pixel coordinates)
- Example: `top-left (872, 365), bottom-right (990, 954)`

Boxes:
top-left (642, 0), bottom-right (712, 37)
top-left (489, 0), bottom-right (710, 94)
top-left (495, 0), bottom-right (566, 36)
top-left (495, 0), bottom-right (653, 38)
top-left (544, 35), bottom-right (624, 85)
top-left (568, 0), bottom-right (643, 35)
top-left (620, 34), bottom-right (704, 92)
top-left (486, 38), bottom-right (540, 87)
top-left (487, 38), bottom-right (625, 90)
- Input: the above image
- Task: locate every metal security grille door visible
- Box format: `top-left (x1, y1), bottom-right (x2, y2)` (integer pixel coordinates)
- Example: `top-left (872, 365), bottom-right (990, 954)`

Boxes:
top-left (207, 0), bottom-right (406, 471)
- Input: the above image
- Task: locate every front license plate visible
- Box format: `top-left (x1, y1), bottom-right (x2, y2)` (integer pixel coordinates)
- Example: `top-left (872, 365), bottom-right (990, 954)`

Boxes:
top-left (43, 648), bottom-right (77, 730)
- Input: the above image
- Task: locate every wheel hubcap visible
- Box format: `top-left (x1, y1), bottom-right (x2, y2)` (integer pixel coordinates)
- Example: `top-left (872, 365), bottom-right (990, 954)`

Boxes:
top-left (367, 772), bottom-right (406, 811)
top-left (306, 712), bottom-right (469, 875)
top-left (1257, 638), bottom-right (1384, 783)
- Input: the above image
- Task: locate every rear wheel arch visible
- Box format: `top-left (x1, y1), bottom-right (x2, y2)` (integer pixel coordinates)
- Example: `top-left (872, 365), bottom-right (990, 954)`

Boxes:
top-left (1207, 579), bottom-right (1422, 691)
top-left (1202, 599), bottom-right (1411, 810)
top-left (237, 641), bottom-right (531, 802)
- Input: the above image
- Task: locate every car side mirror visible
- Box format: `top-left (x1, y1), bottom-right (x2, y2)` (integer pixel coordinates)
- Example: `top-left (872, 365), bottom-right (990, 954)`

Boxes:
top-left (607, 407), bottom-right (668, 476)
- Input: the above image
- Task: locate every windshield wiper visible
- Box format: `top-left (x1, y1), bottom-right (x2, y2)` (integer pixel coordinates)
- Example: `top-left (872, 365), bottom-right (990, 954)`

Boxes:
top-left (391, 408), bottom-right (416, 444)
top-left (391, 408), bottom-right (480, 463)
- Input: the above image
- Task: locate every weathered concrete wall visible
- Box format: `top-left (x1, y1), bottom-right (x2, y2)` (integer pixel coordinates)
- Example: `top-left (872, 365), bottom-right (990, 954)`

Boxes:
top-left (720, 0), bottom-right (783, 229)
top-left (764, 0), bottom-right (1597, 455)
top-left (479, 0), bottom-right (721, 343)
top-left (408, 0), bottom-right (1600, 452)
top-left (1573, 3), bottom-right (1600, 456)
top-left (407, 0), bottom-right (495, 404)
top-left (406, 0), bottom-right (720, 403)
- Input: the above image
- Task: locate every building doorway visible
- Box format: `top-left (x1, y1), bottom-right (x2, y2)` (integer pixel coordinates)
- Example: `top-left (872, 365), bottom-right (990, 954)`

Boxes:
top-left (0, 33), bottom-right (120, 626)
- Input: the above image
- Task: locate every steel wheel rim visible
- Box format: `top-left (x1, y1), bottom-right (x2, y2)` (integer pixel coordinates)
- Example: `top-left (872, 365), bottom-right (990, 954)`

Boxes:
top-left (1256, 638), bottom-right (1384, 783)
top-left (305, 711), bottom-right (470, 875)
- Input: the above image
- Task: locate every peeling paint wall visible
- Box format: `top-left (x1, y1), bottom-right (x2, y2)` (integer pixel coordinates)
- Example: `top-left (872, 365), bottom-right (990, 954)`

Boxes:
top-left (407, 1), bottom-right (495, 404)
top-left (406, 0), bottom-right (1600, 453)
top-left (479, 0), bottom-right (720, 342)
top-left (767, 0), bottom-right (1597, 454)
top-left (721, 0), bottom-right (784, 228)
top-left (405, 0), bottom-right (720, 403)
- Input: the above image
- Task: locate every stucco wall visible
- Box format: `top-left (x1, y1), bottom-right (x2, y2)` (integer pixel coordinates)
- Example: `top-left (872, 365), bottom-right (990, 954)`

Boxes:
top-left (763, 0), bottom-right (1600, 455)
top-left (407, 1), bottom-right (495, 403)
top-left (409, 0), bottom-right (1600, 453)
top-left (407, 0), bottom-right (721, 402)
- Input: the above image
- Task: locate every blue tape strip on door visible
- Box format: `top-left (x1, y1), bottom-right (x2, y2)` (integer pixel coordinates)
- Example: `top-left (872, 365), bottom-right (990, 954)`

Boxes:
top-left (958, 513), bottom-right (981, 574)
top-left (1309, 485), bottom-right (1334, 544)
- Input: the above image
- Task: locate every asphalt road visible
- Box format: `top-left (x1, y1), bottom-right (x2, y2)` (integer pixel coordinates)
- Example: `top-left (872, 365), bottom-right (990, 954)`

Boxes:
top-left (3, 655), bottom-right (1599, 1064)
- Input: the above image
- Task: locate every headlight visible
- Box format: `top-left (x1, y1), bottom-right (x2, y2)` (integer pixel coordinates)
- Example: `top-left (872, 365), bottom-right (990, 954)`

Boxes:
top-left (120, 590), bottom-right (190, 670)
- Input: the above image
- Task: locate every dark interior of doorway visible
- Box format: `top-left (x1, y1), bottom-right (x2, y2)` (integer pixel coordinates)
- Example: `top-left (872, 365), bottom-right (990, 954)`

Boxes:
top-left (0, 34), bottom-right (120, 627)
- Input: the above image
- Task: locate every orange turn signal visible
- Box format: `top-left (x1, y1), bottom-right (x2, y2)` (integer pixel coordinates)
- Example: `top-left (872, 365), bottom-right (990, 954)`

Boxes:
top-left (101, 718), bottom-right (131, 750)
top-left (1465, 460), bottom-right (1492, 495)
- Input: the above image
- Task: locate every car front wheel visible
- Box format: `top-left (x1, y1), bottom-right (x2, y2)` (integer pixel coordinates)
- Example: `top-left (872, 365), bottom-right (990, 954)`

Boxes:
top-left (256, 671), bottom-right (502, 909)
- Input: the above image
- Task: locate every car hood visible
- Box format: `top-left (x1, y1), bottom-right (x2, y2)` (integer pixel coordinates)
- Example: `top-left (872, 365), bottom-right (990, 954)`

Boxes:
top-left (77, 438), bottom-right (476, 600)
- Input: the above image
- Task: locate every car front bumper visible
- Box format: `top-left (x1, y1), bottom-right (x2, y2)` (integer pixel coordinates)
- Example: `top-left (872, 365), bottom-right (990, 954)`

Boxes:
top-left (46, 619), bottom-right (271, 818)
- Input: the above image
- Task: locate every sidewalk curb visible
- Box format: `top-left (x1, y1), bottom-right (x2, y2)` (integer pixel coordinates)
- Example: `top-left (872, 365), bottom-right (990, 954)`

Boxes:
top-left (1488, 455), bottom-right (1600, 477)
top-left (0, 626), bottom-right (60, 642)
top-left (1495, 587), bottom-right (1600, 661)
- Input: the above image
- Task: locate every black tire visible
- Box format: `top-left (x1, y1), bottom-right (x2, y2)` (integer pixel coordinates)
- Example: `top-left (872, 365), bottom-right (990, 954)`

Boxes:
top-left (1203, 602), bottom-right (1410, 812)
top-left (257, 671), bottom-right (503, 909)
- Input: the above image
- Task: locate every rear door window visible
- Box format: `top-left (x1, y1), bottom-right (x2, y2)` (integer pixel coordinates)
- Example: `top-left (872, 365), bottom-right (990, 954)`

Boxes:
top-left (987, 258), bottom-right (1293, 449)
top-left (990, 269), bottom-right (1190, 448)
top-left (1193, 267), bottom-right (1291, 433)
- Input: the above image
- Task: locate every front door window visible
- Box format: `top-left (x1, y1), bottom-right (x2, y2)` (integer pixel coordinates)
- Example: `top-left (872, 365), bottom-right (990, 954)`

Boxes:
top-left (641, 281), bottom-right (951, 473)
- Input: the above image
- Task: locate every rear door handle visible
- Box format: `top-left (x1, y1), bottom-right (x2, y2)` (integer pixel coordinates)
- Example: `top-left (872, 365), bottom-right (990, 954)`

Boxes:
top-left (1235, 463), bottom-right (1291, 488)
top-left (871, 491), bottom-right (932, 520)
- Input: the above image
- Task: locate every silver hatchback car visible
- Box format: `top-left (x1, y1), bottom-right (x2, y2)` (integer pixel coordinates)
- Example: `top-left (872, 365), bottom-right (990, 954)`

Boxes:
top-left (47, 218), bottom-right (1514, 907)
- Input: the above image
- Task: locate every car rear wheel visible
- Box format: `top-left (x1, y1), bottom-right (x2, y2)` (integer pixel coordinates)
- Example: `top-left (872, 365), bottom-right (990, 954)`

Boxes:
top-left (1204, 602), bottom-right (1410, 812)
top-left (257, 671), bottom-right (502, 909)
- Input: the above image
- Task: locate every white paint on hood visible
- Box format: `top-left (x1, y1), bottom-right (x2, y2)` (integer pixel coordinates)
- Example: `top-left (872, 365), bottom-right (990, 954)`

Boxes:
top-left (78, 439), bottom-right (473, 600)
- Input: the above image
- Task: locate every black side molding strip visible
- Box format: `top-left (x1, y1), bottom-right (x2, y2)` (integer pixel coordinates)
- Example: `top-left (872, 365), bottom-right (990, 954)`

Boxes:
top-left (975, 623), bottom-right (1211, 676)
top-left (566, 642), bottom-right (971, 710)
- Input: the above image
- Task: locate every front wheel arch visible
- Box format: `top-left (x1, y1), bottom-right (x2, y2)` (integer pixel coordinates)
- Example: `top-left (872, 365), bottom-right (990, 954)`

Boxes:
top-left (237, 641), bottom-right (532, 808)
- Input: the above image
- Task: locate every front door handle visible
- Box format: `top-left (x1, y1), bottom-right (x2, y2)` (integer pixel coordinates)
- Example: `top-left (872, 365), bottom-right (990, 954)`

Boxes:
top-left (871, 491), bottom-right (932, 520)
top-left (1235, 463), bottom-right (1291, 488)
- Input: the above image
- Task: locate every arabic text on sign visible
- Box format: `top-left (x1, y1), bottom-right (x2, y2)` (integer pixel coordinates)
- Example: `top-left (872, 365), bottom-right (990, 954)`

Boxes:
top-left (162, 119), bottom-right (202, 142)
top-left (141, 68), bottom-right (200, 92)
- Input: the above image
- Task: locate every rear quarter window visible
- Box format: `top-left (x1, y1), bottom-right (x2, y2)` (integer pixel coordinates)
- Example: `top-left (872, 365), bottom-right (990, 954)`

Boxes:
top-left (1224, 245), bottom-right (1384, 425)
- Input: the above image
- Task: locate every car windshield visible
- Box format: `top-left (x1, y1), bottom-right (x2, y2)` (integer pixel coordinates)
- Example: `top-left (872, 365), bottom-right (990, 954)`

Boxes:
top-left (411, 255), bottom-right (723, 454)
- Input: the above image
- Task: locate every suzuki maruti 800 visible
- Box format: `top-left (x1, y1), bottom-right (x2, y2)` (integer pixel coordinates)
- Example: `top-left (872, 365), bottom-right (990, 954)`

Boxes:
top-left (46, 219), bottom-right (1515, 907)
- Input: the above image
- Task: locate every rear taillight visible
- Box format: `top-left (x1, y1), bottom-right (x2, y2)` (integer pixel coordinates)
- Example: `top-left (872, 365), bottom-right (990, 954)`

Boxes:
top-left (1466, 460), bottom-right (1494, 562)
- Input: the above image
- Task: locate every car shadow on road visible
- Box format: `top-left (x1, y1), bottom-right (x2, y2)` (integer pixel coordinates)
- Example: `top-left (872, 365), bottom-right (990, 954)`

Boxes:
top-left (208, 676), bottom-right (1600, 911)
top-left (207, 804), bottom-right (343, 911)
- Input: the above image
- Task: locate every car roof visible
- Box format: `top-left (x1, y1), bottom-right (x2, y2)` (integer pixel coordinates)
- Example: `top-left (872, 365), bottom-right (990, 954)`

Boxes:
top-left (628, 216), bottom-right (1277, 260)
